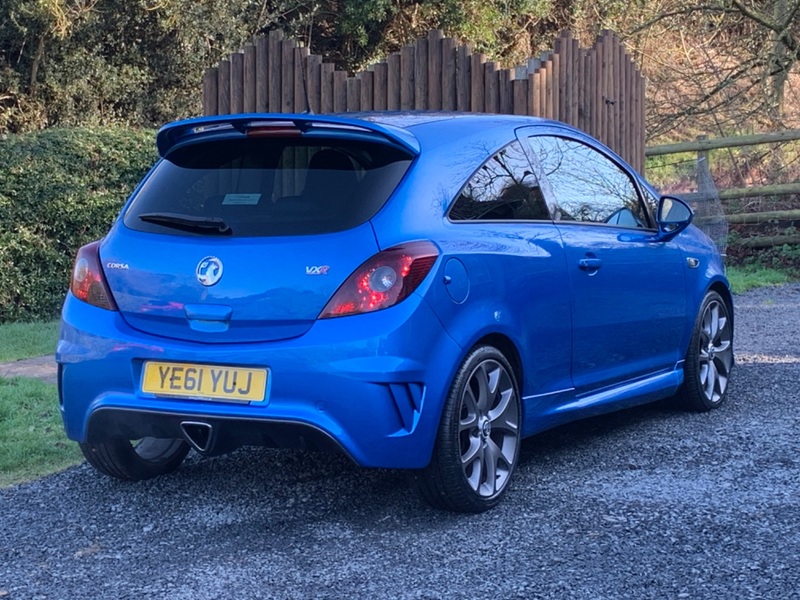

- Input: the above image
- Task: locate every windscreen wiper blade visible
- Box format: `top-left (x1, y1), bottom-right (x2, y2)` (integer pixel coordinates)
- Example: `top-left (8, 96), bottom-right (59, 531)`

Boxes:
top-left (138, 212), bottom-right (232, 235)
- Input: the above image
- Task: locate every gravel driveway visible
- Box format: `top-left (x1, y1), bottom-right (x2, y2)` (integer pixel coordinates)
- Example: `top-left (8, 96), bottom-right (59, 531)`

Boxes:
top-left (2, 284), bottom-right (799, 599)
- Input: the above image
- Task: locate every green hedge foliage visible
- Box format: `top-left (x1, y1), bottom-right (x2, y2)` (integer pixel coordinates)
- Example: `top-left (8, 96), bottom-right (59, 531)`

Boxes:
top-left (0, 127), bottom-right (157, 323)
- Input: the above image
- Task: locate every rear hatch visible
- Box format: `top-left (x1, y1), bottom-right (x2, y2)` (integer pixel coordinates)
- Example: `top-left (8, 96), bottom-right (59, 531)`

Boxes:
top-left (103, 116), bottom-right (415, 343)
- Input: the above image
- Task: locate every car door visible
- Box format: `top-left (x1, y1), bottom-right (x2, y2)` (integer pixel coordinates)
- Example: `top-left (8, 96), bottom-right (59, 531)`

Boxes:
top-left (524, 132), bottom-right (687, 393)
top-left (441, 138), bottom-right (573, 404)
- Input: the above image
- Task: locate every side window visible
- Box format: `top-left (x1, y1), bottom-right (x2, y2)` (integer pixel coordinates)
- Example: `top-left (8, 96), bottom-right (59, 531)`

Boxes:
top-left (527, 135), bottom-right (647, 228)
top-left (449, 140), bottom-right (550, 221)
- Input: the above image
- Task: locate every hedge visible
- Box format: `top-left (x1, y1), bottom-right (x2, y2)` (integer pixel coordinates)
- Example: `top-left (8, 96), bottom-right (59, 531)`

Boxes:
top-left (0, 127), bottom-right (158, 323)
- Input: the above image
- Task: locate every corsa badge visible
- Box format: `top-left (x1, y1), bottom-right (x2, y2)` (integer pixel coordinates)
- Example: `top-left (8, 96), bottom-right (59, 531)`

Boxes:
top-left (196, 256), bottom-right (223, 286)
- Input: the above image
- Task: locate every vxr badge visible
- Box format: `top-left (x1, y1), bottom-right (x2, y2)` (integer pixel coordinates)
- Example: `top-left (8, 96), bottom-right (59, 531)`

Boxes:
top-left (305, 265), bottom-right (330, 275)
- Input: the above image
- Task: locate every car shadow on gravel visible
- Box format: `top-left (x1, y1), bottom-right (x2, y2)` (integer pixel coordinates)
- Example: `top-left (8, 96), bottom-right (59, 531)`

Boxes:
top-left (53, 394), bottom-right (702, 522)
top-left (40, 359), bottom-right (779, 523)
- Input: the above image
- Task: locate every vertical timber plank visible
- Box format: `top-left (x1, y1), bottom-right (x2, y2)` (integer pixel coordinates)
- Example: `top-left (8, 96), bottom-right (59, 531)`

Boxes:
top-left (400, 46), bottom-right (415, 110)
top-left (294, 47), bottom-right (309, 113)
top-left (320, 62), bottom-right (334, 113)
top-left (638, 69), bottom-right (646, 173)
top-left (217, 60), bottom-right (231, 114)
top-left (230, 52), bottom-right (244, 114)
top-left (556, 34), bottom-right (569, 124)
top-left (544, 60), bottom-right (554, 120)
top-left (347, 76), bottom-right (360, 111)
top-left (387, 53), bottom-right (401, 110)
top-left (539, 65), bottom-right (547, 119)
top-left (530, 71), bottom-right (540, 117)
top-left (586, 48), bottom-right (596, 139)
top-left (471, 53), bottom-right (486, 112)
top-left (414, 37), bottom-right (428, 109)
top-left (498, 69), bottom-right (513, 114)
top-left (203, 67), bottom-right (218, 116)
top-left (570, 38), bottom-right (581, 129)
top-left (332, 70), bottom-right (347, 112)
top-left (597, 34), bottom-right (606, 145)
top-left (441, 36), bottom-right (456, 110)
top-left (617, 42), bottom-right (627, 161)
top-left (551, 54), bottom-right (560, 122)
top-left (360, 70), bottom-right (374, 110)
top-left (256, 37), bottom-right (268, 112)
top-left (243, 44), bottom-right (256, 113)
top-left (373, 62), bottom-right (388, 110)
top-left (456, 45), bottom-right (471, 111)
top-left (268, 30), bottom-right (283, 112)
top-left (281, 40), bottom-right (295, 113)
top-left (306, 53), bottom-right (321, 113)
top-left (606, 34), bottom-right (617, 152)
top-left (427, 30), bottom-right (443, 110)
top-left (484, 62), bottom-right (498, 113)
top-left (577, 46), bottom-right (587, 132)
top-left (591, 45), bottom-right (601, 142)
top-left (513, 79), bottom-right (527, 115)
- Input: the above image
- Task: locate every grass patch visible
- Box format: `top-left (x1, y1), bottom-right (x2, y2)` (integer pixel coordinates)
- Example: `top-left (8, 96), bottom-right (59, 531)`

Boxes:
top-left (0, 377), bottom-right (81, 487)
top-left (727, 265), bottom-right (792, 294)
top-left (0, 320), bottom-right (59, 362)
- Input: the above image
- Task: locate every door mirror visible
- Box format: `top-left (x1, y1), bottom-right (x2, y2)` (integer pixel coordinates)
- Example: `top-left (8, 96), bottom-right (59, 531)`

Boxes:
top-left (654, 195), bottom-right (693, 241)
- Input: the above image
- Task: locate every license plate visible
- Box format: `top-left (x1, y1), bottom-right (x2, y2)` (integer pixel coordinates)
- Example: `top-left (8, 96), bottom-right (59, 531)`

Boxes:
top-left (142, 361), bottom-right (268, 402)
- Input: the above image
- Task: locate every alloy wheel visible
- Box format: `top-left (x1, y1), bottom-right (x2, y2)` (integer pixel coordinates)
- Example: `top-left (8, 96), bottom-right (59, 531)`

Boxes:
top-left (458, 359), bottom-right (520, 498)
top-left (697, 299), bottom-right (733, 404)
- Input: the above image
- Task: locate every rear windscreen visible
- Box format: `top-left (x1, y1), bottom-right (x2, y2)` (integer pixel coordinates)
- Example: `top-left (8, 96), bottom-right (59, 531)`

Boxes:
top-left (123, 137), bottom-right (413, 237)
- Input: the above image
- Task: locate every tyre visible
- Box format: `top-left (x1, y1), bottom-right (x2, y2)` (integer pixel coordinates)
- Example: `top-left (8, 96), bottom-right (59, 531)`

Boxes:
top-left (414, 345), bottom-right (521, 513)
top-left (679, 290), bottom-right (734, 411)
top-left (80, 437), bottom-right (190, 481)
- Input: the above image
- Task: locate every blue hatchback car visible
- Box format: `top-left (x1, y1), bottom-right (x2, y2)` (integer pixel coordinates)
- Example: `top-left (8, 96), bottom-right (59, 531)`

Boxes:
top-left (58, 112), bottom-right (734, 512)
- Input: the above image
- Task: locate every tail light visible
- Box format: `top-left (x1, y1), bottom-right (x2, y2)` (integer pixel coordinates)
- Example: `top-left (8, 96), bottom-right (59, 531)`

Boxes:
top-left (70, 241), bottom-right (118, 311)
top-left (319, 241), bottom-right (439, 319)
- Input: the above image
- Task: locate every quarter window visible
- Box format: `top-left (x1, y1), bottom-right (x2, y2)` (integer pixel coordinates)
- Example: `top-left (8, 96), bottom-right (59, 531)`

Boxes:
top-left (527, 136), bottom-right (647, 228)
top-left (450, 141), bottom-right (550, 221)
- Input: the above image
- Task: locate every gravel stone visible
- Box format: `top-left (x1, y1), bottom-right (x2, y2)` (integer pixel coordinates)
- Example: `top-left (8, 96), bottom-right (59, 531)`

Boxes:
top-left (1, 284), bottom-right (799, 599)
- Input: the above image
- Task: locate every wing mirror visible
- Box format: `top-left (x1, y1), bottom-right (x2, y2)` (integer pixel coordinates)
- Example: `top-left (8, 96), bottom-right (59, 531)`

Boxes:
top-left (654, 195), bottom-right (693, 242)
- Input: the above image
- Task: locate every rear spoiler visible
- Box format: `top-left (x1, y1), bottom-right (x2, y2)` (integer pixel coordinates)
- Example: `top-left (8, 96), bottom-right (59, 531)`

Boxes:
top-left (156, 113), bottom-right (421, 157)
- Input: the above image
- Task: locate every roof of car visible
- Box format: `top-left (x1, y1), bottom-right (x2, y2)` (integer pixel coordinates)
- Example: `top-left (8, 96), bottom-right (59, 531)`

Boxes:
top-left (343, 111), bottom-right (551, 129)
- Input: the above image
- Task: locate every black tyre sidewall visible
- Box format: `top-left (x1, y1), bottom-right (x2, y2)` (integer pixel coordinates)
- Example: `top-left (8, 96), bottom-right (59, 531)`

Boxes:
top-left (681, 290), bottom-right (733, 412)
top-left (80, 437), bottom-right (189, 481)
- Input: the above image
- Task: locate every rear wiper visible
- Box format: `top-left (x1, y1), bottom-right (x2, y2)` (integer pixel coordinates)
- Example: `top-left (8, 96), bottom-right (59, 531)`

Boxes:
top-left (138, 212), bottom-right (232, 235)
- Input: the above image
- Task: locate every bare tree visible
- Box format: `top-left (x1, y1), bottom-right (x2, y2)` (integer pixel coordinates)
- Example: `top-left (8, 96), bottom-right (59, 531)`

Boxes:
top-left (622, 0), bottom-right (800, 138)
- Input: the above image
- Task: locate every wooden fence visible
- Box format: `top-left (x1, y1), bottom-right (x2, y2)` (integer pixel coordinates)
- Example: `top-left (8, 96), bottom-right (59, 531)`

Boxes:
top-left (646, 131), bottom-right (800, 248)
top-left (203, 29), bottom-right (646, 171)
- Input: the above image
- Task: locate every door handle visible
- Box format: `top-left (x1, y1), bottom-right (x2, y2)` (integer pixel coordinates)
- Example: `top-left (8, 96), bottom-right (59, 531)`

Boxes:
top-left (578, 257), bottom-right (603, 271)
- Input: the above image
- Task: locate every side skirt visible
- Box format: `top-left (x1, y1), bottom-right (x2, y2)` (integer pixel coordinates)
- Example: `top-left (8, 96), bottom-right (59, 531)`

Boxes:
top-left (522, 368), bottom-right (684, 437)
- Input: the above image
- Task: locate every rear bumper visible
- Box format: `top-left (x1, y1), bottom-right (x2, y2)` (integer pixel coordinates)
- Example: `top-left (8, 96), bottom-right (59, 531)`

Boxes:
top-left (57, 292), bottom-right (462, 469)
top-left (83, 407), bottom-right (348, 457)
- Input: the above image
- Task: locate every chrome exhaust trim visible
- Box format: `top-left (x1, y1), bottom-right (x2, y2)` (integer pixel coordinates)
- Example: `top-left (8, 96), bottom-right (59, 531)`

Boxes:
top-left (180, 421), bottom-right (214, 453)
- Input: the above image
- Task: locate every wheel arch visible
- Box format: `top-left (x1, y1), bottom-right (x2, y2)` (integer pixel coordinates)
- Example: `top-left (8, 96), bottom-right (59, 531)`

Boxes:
top-left (709, 279), bottom-right (735, 332)
top-left (471, 332), bottom-right (524, 398)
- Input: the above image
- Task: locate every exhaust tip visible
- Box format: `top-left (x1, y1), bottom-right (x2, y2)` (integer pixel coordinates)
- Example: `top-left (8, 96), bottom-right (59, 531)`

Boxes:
top-left (180, 421), bottom-right (214, 453)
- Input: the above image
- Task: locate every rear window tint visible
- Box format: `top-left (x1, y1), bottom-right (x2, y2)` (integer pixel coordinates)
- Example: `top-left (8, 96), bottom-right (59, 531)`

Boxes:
top-left (123, 137), bottom-right (412, 237)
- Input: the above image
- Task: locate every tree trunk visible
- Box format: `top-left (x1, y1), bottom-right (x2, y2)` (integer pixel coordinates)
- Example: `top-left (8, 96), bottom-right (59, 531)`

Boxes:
top-left (29, 33), bottom-right (47, 92)
top-left (770, 0), bottom-right (790, 119)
